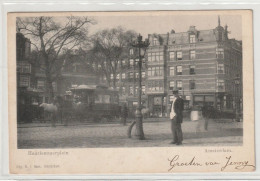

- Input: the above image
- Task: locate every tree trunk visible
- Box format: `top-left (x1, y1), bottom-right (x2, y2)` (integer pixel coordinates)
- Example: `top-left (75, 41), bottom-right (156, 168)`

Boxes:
top-left (45, 73), bottom-right (54, 103)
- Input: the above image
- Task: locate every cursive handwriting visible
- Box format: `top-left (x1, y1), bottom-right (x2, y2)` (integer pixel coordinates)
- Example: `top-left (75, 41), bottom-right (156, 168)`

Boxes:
top-left (168, 155), bottom-right (202, 171)
top-left (168, 155), bottom-right (255, 171)
top-left (221, 156), bottom-right (255, 171)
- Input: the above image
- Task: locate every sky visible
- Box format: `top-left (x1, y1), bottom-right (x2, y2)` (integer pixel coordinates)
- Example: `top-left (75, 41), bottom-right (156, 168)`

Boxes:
top-left (87, 14), bottom-right (242, 40)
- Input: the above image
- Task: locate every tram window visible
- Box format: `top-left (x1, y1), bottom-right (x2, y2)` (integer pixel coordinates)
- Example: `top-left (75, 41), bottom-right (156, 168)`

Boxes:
top-left (95, 94), bottom-right (110, 103)
top-left (95, 95), bottom-right (102, 103)
top-left (32, 97), bottom-right (38, 105)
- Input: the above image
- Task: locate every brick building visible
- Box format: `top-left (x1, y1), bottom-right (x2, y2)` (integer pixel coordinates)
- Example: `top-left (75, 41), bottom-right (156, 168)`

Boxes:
top-left (16, 31), bottom-right (33, 90)
top-left (103, 17), bottom-right (242, 117)
top-left (17, 31), bottom-right (42, 122)
top-left (146, 17), bottom-right (242, 117)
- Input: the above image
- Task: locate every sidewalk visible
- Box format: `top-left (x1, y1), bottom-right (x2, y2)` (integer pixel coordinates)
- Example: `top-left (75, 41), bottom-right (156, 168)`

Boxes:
top-left (18, 118), bottom-right (243, 148)
top-left (17, 117), bottom-right (239, 128)
top-left (17, 117), bottom-right (171, 128)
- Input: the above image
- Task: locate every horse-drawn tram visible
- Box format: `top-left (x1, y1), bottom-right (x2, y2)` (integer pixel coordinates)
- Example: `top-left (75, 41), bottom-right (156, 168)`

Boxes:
top-left (17, 88), bottom-right (42, 123)
top-left (62, 84), bottom-right (120, 122)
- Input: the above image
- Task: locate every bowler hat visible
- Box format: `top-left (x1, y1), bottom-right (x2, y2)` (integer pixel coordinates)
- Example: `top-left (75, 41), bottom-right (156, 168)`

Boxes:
top-left (172, 89), bottom-right (179, 94)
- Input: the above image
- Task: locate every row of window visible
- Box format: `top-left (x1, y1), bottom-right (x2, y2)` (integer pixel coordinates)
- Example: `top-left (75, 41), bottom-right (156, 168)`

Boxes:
top-left (19, 75), bottom-right (30, 87)
top-left (147, 81), bottom-right (164, 92)
top-left (168, 63), bottom-right (227, 76)
top-left (94, 94), bottom-right (118, 104)
top-left (169, 80), bottom-right (184, 90)
top-left (106, 62), bottom-right (229, 82)
top-left (108, 72), bottom-right (146, 80)
top-left (147, 52), bottom-right (164, 62)
top-left (18, 76), bottom-right (58, 91)
top-left (169, 51), bottom-right (194, 61)
top-left (147, 48), bottom-right (224, 62)
top-left (168, 65), bottom-right (195, 76)
top-left (17, 62), bottom-right (31, 73)
top-left (117, 85), bottom-right (146, 96)
top-left (150, 34), bottom-right (196, 46)
top-left (169, 79), bottom-right (226, 90)
top-left (147, 67), bottom-right (164, 76)
top-left (96, 48), bottom-right (225, 72)
top-left (108, 63), bottom-right (226, 81)
top-left (37, 80), bottom-right (57, 91)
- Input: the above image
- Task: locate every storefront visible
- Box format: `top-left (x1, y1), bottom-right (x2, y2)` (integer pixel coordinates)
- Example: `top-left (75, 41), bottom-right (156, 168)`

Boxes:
top-left (147, 94), bottom-right (167, 117)
top-left (193, 94), bottom-right (216, 107)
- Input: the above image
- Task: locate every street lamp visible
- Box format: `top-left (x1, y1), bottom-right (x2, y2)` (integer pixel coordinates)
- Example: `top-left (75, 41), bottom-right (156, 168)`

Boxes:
top-left (131, 34), bottom-right (149, 140)
top-left (234, 75), bottom-right (241, 122)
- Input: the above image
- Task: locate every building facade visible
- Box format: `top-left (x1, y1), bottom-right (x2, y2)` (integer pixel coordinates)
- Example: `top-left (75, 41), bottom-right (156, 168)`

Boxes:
top-left (102, 18), bottom-right (243, 117)
top-left (17, 31), bottom-right (42, 122)
top-left (17, 31), bottom-right (33, 90)
top-left (97, 47), bottom-right (147, 117)
top-left (145, 18), bottom-right (242, 117)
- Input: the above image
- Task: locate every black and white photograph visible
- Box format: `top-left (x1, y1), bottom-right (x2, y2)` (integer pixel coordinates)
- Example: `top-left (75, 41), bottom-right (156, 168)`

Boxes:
top-left (15, 12), bottom-right (244, 149)
top-left (7, 10), bottom-right (255, 174)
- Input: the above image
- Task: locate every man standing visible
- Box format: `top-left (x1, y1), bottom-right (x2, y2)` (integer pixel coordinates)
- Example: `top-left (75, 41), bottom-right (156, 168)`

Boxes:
top-left (170, 89), bottom-right (184, 145)
top-left (201, 104), bottom-right (210, 131)
top-left (121, 103), bottom-right (128, 126)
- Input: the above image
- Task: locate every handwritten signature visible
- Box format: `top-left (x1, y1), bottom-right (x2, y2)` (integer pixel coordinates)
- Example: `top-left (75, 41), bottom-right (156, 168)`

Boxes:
top-left (221, 156), bottom-right (255, 171)
top-left (168, 155), bottom-right (255, 171)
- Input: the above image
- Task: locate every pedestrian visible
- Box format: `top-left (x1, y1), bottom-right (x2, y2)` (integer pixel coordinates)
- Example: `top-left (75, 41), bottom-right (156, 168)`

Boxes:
top-left (52, 96), bottom-right (60, 127)
top-left (201, 104), bottom-right (210, 131)
top-left (170, 89), bottom-right (184, 145)
top-left (121, 103), bottom-right (128, 126)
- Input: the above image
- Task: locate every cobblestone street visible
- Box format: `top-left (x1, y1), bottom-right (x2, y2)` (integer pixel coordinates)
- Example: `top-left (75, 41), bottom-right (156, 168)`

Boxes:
top-left (18, 118), bottom-right (243, 148)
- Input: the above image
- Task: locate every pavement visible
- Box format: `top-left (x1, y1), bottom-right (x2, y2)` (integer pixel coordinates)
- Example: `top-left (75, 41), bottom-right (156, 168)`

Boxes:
top-left (17, 118), bottom-right (243, 148)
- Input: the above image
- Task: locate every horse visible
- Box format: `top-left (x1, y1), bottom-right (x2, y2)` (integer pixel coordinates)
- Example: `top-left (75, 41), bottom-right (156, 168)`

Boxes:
top-left (39, 103), bottom-right (58, 112)
top-left (39, 103), bottom-right (58, 126)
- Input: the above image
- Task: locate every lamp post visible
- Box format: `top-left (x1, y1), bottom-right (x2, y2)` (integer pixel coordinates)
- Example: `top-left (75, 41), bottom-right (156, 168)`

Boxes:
top-left (234, 75), bottom-right (240, 122)
top-left (131, 34), bottom-right (149, 140)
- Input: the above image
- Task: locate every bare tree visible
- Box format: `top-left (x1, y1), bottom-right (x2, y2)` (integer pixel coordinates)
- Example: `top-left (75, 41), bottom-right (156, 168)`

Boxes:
top-left (60, 48), bottom-right (96, 74)
top-left (17, 16), bottom-right (94, 101)
top-left (90, 27), bottom-right (137, 88)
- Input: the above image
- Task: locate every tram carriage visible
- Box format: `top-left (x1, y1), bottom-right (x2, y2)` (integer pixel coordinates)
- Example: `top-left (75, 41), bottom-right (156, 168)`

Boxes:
top-left (62, 84), bottom-right (120, 122)
top-left (17, 88), bottom-right (42, 123)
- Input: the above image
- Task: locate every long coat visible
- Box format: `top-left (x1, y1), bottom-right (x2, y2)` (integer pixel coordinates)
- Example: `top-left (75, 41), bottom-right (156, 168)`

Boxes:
top-left (172, 97), bottom-right (184, 123)
top-left (121, 105), bottom-right (128, 118)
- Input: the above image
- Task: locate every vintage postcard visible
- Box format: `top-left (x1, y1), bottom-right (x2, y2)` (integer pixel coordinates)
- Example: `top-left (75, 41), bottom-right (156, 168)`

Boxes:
top-left (8, 10), bottom-right (255, 174)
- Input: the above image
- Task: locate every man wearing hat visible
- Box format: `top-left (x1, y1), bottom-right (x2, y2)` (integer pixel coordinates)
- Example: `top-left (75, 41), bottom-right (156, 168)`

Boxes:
top-left (170, 89), bottom-right (184, 145)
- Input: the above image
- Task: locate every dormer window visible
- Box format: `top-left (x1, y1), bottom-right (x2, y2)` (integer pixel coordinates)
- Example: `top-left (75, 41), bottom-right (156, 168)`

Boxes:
top-left (216, 48), bottom-right (224, 58)
top-left (190, 35), bottom-right (196, 43)
top-left (153, 38), bottom-right (158, 45)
